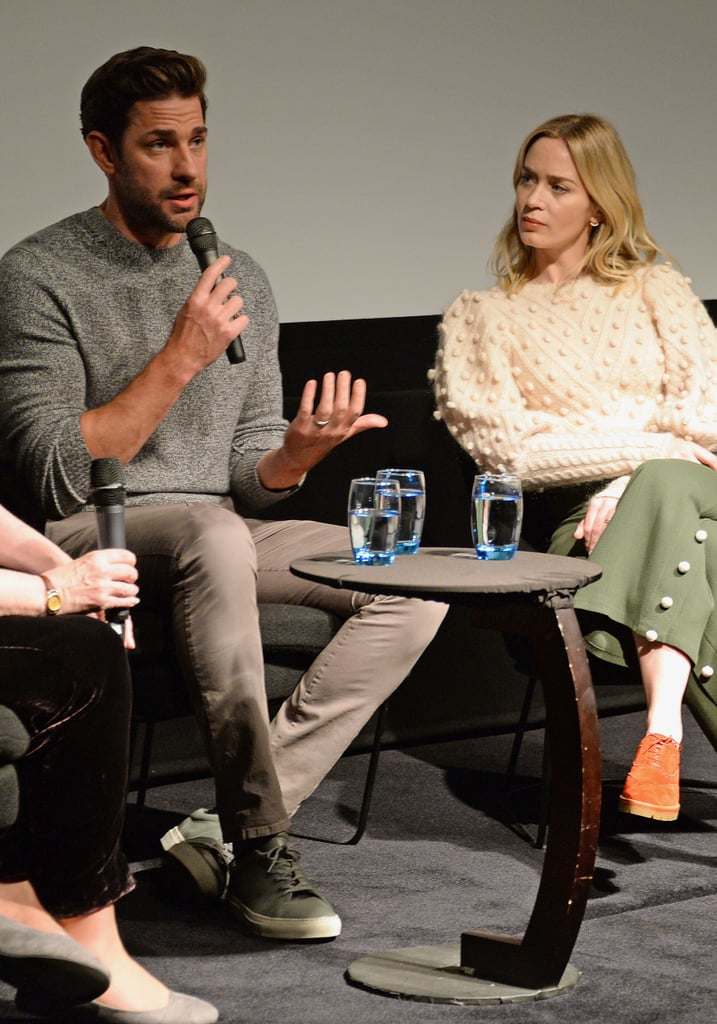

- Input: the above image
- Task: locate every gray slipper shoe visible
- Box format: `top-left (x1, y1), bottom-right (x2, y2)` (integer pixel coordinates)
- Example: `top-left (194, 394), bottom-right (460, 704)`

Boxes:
top-left (18, 989), bottom-right (219, 1023)
top-left (0, 914), bottom-right (109, 1009)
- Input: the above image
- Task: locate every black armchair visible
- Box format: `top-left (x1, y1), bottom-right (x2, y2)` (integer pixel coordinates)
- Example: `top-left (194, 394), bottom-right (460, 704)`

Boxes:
top-left (0, 705), bottom-right (30, 832)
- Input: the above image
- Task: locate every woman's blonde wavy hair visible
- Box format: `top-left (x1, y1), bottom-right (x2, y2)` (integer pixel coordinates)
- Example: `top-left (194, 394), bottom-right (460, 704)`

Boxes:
top-left (490, 113), bottom-right (664, 291)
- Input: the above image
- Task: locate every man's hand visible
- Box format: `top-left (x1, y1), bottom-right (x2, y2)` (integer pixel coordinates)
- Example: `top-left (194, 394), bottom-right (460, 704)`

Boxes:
top-left (257, 371), bottom-right (388, 491)
top-left (168, 255), bottom-right (249, 374)
top-left (81, 256), bottom-right (249, 463)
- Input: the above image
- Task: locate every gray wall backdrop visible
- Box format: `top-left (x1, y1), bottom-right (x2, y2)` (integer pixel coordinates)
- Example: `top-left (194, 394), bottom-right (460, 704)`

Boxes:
top-left (2, 0), bottom-right (716, 322)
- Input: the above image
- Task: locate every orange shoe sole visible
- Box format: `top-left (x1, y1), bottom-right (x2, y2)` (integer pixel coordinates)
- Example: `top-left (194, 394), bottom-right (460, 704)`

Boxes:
top-left (617, 795), bottom-right (679, 821)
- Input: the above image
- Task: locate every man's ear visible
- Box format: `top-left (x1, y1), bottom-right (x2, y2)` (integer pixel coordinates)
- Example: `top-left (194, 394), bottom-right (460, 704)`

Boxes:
top-left (85, 131), bottom-right (119, 177)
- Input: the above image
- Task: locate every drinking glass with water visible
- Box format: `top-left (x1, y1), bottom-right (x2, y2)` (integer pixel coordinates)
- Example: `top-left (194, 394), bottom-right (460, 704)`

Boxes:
top-left (348, 477), bottom-right (401, 565)
top-left (376, 468), bottom-right (426, 554)
top-left (471, 473), bottom-right (523, 560)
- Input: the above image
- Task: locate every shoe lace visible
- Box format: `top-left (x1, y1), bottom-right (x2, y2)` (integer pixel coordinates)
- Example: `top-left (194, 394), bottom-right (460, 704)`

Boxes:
top-left (264, 844), bottom-right (316, 897)
top-left (638, 734), bottom-right (682, 767)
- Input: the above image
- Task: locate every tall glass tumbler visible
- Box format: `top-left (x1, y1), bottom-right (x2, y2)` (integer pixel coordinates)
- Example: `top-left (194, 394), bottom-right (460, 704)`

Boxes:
top-left (471, 473), bottom-right (523, 560)
top-left (348, 477), bottom-right (401, 565)
top-left (376, 468), bottom-right (426, 554)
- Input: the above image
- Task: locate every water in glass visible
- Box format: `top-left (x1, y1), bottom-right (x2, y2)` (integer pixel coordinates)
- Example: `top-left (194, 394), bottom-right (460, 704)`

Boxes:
top-left (349, 507), bottom-right (400, 564)
top-left (376, 469), bottom-right (426, 554)
top-left (348, 477), bottom-right (401, 565)
top-left (471, 474), bottom-right (523, 560)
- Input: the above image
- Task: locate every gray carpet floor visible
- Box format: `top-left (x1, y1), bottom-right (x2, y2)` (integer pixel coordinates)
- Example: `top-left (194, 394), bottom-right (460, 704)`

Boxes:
top-left (1, 710), bottom-right (714, 1023)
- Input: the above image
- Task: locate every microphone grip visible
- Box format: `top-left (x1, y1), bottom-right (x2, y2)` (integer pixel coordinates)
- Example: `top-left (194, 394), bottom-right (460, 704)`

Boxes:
top-left (93, 501), bottom-right (129, 633)
top-left (195, 251), bottom-right (246, 364)
top-left (96, 506), bottom-right (126, 550)
top-left (90, 458), bottom-right (130, 637)
top-left (226, 335), bottom-right (246, 365)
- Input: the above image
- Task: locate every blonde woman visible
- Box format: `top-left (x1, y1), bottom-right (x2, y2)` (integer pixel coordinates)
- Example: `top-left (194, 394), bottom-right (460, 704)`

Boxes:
top-left (434, 113), bottom-right (717, 822)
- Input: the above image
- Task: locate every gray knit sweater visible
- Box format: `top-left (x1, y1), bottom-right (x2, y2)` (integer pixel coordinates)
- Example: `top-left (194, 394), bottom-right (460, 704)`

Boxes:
top-left (0, 207), bottom-right (294, 521)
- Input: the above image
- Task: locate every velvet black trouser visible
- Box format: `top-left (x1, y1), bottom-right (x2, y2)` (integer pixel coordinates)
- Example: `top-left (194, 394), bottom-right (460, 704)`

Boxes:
top-left (0, 614), bottom-right (134, 918)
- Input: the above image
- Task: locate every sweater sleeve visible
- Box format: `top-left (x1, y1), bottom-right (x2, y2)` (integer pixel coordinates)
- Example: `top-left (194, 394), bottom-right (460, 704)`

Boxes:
top-left (0, 226), bottom-right (302, 522)
top-left (642, 264), bottom-right (717, 449)
top-left (433, 287), bottom-right (674, 489)
top-left (225, 257), bottom-right (298, 513)
top-left (0, 244), bottom-right (94, 520)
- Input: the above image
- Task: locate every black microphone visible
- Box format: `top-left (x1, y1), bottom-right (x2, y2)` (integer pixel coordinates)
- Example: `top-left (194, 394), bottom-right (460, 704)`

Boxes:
top-left (90, 457), bottom-right (129, 637)
top-left (186, 216), bottom-right (246, 364)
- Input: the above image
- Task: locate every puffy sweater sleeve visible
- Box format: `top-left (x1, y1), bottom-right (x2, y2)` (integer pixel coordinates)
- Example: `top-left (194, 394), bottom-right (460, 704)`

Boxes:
top-left (433, 272), bottom-right (717, 490)
top-left (643, 264), bottom-right (717, 447)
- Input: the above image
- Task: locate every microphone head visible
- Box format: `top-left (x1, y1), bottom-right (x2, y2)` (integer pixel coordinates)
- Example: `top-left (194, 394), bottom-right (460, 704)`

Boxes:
top-left (90, 458), bottom-right (126, 506)
top-left (186, 216), bottom-right (219, 256)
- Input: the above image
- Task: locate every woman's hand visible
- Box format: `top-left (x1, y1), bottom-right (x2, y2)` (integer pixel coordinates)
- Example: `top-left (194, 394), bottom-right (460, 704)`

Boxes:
top-left (662, 436), bottom-right (717, 468)
top-left (573, 494), bottom-right (620, 554)
top-left (572, 436), bottom-right (717, 554)
top-left (41, 549), bottom-right (139, 617)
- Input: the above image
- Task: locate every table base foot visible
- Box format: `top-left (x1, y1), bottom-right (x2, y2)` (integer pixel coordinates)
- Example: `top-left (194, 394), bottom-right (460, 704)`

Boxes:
top-left (346, 944), bottom-right (580, 1004)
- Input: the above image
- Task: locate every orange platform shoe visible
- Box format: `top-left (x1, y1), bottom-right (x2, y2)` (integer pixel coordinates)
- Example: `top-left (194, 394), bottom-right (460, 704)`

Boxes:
top-left (618, 733), bottom-right (682, 821)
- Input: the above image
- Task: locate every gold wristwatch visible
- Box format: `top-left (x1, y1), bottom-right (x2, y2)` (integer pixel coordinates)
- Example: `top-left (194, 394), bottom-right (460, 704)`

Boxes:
top-left (40, 575), bottom-right (62, 615)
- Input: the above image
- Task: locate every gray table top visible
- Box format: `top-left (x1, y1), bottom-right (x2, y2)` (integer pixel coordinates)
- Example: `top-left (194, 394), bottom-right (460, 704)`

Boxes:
top-left (290, 548), bottom-right (602, 608)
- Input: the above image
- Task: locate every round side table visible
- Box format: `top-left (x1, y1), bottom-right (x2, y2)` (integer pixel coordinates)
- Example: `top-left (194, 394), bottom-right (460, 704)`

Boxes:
top-left (291, 548), bottom-right (602, 1004)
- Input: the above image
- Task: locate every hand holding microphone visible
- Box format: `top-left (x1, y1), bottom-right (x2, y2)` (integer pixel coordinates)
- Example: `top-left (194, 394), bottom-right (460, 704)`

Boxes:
top-left (90, 457), bottom-right (136, 638)
top-left (186, 217), bottom-right (246, 364)
top-left (39, 459), bottom-right (137, 639)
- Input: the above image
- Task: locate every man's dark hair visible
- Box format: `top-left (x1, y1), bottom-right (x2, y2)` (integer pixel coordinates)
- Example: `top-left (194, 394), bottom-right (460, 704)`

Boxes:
top-left (80, 46), bottom-right (207, 148)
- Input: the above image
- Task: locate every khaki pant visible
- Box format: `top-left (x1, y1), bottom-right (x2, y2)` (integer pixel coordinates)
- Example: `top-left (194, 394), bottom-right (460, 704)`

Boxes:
top-left (48, 504), bottom-right (446, 841)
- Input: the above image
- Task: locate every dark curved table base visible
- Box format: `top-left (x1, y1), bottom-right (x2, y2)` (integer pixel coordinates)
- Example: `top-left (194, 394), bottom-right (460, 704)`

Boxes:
top-left (291, 549), bottom-right (602, 998)
top-left (345, 945), bottom-right (581, 1005)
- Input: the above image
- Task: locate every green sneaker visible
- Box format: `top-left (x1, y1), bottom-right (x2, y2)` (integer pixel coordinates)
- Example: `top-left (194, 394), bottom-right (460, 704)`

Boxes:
top-left (227, 833), bottom-right (341, 940)
top-left (160, 808), bottom-right (232, 904)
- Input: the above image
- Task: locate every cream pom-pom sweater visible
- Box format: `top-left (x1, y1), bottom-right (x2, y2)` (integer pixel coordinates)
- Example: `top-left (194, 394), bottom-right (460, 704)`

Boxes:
top-left (432, 264), bottom-right (717, 491)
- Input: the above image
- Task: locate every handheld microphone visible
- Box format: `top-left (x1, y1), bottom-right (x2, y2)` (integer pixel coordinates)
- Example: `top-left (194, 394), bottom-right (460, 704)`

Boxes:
top-left (186, 216), bottom-right (246, 364)
top-left (90, 457), bottom-right (129, 637)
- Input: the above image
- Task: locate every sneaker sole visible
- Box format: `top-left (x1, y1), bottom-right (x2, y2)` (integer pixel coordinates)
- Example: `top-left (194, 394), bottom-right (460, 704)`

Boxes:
top-left (618, 795), bottom-right (679, 821)
top-left (226, 895), bottom-right (341, 940)
top-left (160, 824), bottom-right (188, 852)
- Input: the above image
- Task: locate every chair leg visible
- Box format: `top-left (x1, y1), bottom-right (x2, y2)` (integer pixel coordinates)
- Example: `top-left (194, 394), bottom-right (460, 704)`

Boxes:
top-left (505, 676), bottom-right (538, 781)
top-left (504, 676), bottom-right (551, 849)
top-left (346, 701), bottom-right (388, 845)
top-left (291, 701), bottom-right (389, 845)
top-left (133, 720), bottom-right (155, 810)
top-left (534, 731), bottom-right (551, 850)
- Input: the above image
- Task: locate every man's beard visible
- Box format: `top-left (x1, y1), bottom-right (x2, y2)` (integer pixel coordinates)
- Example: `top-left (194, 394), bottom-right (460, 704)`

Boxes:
top-left (114, 169), bottom-right (206, 241)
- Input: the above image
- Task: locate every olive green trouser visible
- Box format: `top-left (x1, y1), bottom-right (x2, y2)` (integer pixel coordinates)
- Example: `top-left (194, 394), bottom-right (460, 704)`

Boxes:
top-left (548, 460), bottom-right (717, 752)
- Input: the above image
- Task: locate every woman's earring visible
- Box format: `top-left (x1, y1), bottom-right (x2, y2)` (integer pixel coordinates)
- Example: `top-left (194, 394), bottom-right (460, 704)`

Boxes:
top-left (590, 218), bottom-right (600, 228)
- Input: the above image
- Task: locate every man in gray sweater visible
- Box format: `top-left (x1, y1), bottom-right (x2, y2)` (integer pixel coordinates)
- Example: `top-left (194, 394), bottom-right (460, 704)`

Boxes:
top-left (0, 47), bottom-right (446, 941)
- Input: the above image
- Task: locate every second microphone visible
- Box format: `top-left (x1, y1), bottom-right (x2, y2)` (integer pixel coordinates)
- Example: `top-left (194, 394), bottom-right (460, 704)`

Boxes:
top-left (90, 456), bottom-right (130, 637)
